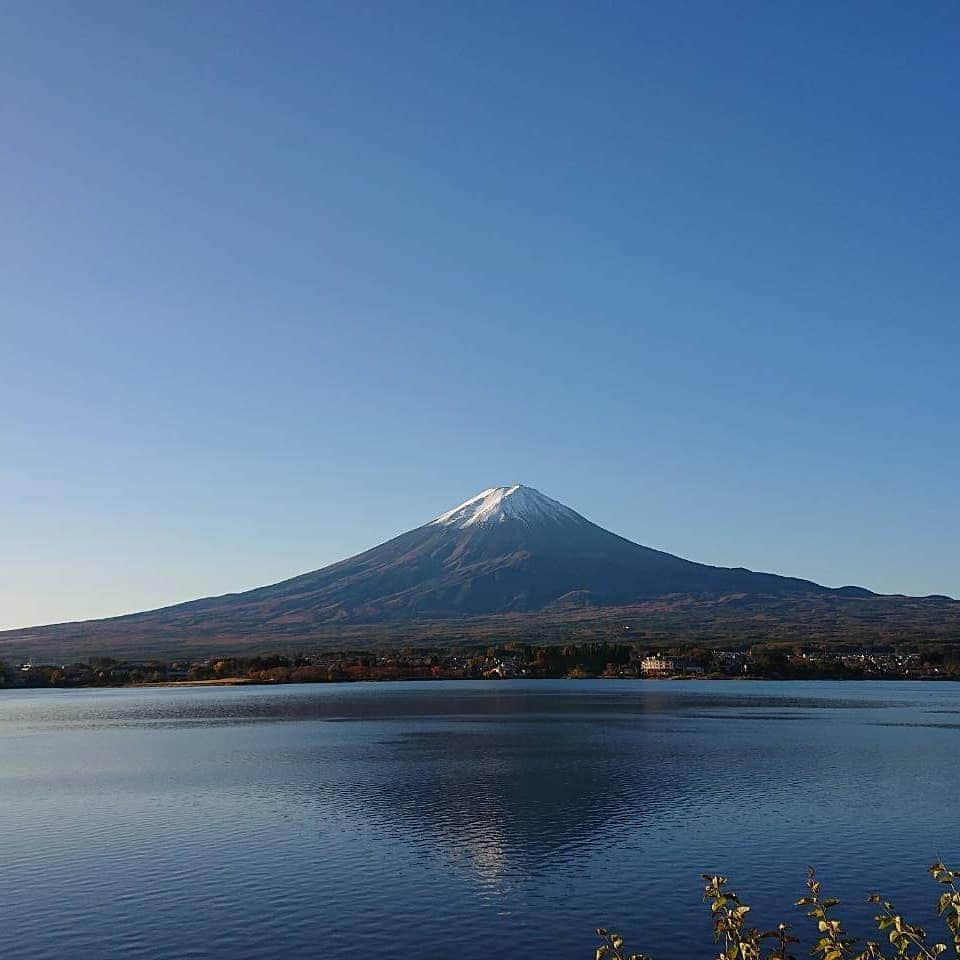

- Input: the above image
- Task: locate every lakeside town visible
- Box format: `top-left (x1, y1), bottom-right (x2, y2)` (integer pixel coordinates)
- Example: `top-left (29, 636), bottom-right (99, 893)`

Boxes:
top-left (3, 641), bottom-right (959, 688)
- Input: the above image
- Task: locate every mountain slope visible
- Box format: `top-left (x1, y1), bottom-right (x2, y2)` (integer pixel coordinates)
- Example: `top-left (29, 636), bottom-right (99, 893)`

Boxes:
top-left (4, 484), bottom-right (941, 660)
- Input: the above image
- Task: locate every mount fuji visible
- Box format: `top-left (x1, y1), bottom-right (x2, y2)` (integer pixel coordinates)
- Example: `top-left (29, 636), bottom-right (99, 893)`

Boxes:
top-left (4, 484), bottom-right (956, 659)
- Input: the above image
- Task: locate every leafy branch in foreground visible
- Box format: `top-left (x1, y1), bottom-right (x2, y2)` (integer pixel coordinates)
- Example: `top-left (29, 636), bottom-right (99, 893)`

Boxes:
top-left (595, 861), bottom-right (960, 960)
top-left (594, 926), bottom-right (650, 960)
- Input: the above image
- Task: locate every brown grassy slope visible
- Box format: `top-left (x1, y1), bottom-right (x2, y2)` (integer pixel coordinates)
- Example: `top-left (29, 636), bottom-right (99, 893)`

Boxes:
top-left (2, 592), bottom-right (958, 662)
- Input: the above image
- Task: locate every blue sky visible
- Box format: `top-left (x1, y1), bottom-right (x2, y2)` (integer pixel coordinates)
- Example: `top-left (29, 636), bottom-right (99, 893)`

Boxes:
top-left (2, 1), bottom-right (958, 628)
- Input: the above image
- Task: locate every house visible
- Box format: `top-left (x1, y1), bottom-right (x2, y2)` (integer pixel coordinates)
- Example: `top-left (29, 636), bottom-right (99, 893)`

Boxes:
top-left (640, 655), bottom-right (704, 677)
top-left (640, 655), bottom-right (677, 677)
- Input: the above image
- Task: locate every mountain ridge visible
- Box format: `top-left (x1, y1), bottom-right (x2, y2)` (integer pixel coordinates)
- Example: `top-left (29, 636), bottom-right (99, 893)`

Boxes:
top-left (2, 484), bottom-right (956, 660)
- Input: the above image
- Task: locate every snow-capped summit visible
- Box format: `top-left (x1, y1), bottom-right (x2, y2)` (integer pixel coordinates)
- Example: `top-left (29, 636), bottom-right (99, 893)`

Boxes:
top-left (430, 485), bottom-right (585, 529)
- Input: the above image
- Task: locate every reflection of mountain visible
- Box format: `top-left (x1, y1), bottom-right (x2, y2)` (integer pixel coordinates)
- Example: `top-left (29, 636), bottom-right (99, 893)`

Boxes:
top-left (271, 683), bottom-right (877, 886)
top-left (305, 688), bottom-right (703, 882)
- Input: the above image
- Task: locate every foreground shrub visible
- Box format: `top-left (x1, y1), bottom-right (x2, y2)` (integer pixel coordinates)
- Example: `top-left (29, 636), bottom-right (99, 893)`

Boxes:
top-left (595, 860), bottom-right (960, 960)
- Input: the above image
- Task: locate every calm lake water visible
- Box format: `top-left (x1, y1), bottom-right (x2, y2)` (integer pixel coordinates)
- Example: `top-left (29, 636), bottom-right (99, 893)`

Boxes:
top-left (1, 680), bottom-right (958, 959)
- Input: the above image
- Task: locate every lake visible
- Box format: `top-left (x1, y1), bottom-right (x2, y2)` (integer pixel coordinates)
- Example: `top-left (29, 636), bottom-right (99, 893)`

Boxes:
top-left (1, 680), bottom-right (958, 959)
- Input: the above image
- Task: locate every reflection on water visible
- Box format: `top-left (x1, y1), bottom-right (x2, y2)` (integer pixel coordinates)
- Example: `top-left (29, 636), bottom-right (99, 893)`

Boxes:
top-left (0, 680), bottom-right (958, 959)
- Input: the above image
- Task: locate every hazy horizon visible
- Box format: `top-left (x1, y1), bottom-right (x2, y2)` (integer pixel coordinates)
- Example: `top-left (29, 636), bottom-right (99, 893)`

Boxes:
top-left (3, 2), bottom-right (958, 630)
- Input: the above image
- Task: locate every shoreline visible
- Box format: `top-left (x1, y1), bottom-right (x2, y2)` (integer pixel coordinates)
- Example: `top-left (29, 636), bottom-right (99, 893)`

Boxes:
top-left (5, 673), bottom-right (953, 692)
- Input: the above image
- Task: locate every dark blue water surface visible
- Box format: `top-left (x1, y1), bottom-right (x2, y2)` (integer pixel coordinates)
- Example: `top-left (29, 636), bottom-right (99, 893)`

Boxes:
top-left (1, 680), bottom-right (958, 959)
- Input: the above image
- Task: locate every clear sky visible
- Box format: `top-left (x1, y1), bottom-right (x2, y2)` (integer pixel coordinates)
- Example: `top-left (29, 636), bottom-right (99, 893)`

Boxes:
top-left (2, 1), bottom-right (958, 629)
